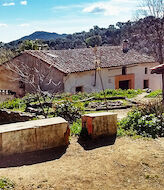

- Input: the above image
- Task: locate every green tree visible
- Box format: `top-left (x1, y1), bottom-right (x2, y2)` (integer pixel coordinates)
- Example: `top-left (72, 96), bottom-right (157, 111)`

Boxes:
top-left (85, 35), bottom-right (102, 47)
top-left (19, 40), bottom-right (39, 51)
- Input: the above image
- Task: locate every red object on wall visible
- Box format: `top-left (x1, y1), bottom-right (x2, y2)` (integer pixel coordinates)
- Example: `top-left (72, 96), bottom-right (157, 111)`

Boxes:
top-left (87, 117), bottom-right (93, 135)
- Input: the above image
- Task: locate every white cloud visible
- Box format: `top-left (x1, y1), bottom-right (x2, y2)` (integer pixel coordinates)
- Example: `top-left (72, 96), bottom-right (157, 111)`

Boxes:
top-left (83, 0), bottom-right (138, 16)
top-left (52, 4), bottom-right (83, 11)
top-left (2, 2), bottom-right (15, 7)
top-left (20, 1), bottom-right (27, 5)
top-left (0, 0), bottom-right (139, 42)
top-left (0, 23), bottom-right (8, 27)
top-left (83, 2), bottom-right (119, 16)
top-left (19, 23), bottom-right (30, 27)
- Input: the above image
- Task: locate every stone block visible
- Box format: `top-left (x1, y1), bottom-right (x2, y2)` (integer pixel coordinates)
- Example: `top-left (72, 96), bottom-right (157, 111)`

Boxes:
top-left (0, 117), bottom-right (70, 156)
top-left (82, 112), bottom-right (117, 138)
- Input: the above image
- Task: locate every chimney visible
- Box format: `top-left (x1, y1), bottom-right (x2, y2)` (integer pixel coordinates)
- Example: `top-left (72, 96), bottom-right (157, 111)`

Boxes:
top-left (122, 39), bottom-right (129, 53)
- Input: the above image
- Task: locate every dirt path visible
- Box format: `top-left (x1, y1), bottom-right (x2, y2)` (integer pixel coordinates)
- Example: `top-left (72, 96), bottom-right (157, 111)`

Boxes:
top-left (108, 92), bottom-right (152, 120)
top-left (0, 137), bottom-right (164, 190)
top-left (108, 108), bottom-right (131, 120)
top-left (132, 92), bottom-right (157, 104)
top-left (132, 92), bottom-right (148, 103)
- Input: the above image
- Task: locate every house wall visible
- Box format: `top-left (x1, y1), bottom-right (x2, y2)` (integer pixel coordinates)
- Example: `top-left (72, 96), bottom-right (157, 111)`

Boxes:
top-left (16, 53), bottom-right (65, 94)
top-left (0, 64), bottom-right (23, 97)
top-left (131, 62), bottom-right (162, 90)
top-left (64, 70), bottom-right (108, 93)
top-left (0, 53), bottom-right (65, 96)
top-left (64, 62), bottom-right (162, 93)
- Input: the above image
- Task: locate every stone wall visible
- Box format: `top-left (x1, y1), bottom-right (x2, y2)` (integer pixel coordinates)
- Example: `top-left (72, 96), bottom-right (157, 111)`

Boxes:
top-left (82, 112), bottom-right (117, 138)
top-left (0, 117), bottom-right (70, 156)
top-left (0, 53), bottom-right (65, 97)
top-left (0, 109), bottom-right (34, 125)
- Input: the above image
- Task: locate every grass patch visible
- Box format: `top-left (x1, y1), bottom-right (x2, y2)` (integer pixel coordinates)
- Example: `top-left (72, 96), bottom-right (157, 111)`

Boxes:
top-left (0, 89), bottom-right (142, 116)
top-left (0, 178), bottom-right (14, 190)
top-left (146, 89), bottom-right (162, 98)
top-left (0, 98), bottom-right (26, 111)
top-left (94, 89), bottom-right (143, 99)
top-left (53, 89), bottom-right (143, 102)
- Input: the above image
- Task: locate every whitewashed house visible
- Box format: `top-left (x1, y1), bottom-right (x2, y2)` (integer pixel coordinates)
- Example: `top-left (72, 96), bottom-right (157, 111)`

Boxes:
top-left (0, 46), bottom-right (162, 96)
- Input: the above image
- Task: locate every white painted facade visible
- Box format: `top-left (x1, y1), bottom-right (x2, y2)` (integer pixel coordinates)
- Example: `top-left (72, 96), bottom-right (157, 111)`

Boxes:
top-left (64, 62), bottom-right (162, 93)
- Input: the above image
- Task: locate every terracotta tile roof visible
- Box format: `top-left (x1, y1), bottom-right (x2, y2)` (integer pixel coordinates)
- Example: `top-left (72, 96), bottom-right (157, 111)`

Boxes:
top-left (151, 64), bottom-right (164, 74)
top-left (25, 46), bottom-right (155, 74)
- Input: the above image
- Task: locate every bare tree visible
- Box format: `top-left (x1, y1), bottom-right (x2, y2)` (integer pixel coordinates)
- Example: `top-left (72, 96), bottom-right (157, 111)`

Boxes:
top-left (138, 0), bottom-right (164, 18)
top-left (4, 54), bottom-right (61, 118)
top-left (136, 0), bottom-right (164, 102)
top-left (0, 48), bottom-right (17, 65)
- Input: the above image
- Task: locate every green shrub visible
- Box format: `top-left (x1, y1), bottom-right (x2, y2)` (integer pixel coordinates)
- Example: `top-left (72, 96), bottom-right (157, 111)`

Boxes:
top-left (140, 100), bottom-right (164, 116)
top-left (54, 101), bottom-right (82, 123)
top-left (117, 124), bottom-right (139, 138)
top-left (119, 100), bottom-right (164, 138)
top-left (0, 178), bottom-right (14, 190)
top-left (146, 89), bottom-right (162, 98)
top-left (70, 119), bottom-right (82, 135)
top-left (0, 98), bottom-right (25, 111)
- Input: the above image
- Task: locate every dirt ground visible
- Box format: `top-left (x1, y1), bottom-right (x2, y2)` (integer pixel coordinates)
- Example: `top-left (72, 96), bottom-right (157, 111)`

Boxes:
top-left (108, 108), bottom-right (131, 120)
top-left (0, 93), bottom-right (163, 190)
top-left (0, 136), bottom-right (164, 190)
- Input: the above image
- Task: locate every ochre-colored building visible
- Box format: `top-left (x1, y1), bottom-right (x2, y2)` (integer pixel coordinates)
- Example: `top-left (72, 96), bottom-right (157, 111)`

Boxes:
top-left (0, 46), bottom-right (162, 96)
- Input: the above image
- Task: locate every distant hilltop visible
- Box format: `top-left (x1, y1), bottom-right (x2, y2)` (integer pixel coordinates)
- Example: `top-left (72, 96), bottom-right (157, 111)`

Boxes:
top-left (8, 31), bottom-right (67, 44)
top-left (3, 16), bottom-right (163, 60)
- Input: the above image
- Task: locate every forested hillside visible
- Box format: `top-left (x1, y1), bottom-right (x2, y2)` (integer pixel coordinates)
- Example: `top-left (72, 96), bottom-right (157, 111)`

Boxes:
top-left (0, 16), bottom-right (163, 64)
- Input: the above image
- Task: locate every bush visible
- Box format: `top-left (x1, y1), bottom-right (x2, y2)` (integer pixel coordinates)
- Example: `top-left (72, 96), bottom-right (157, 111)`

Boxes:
top-left (119, 100), bottom-right (164, 138)
top-left (0, 178), bottom-right (14, 190)
top-left (54, 101), bottom-right (82, 123)
top-left (0, 98), bottom-right (25, 111)
top-left (70, 119), bottom-right (82, 135)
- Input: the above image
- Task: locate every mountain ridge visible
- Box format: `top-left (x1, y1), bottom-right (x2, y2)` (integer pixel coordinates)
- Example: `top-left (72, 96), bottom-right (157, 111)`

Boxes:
top-left (8, 31), bottom-right (67, 45)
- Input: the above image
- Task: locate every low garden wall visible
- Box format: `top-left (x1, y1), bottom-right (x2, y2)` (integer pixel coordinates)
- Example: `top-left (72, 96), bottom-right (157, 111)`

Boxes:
top-left (0, 117), bottom-right (70, 156)
top-left (82, 112), bottom-right (117, 138)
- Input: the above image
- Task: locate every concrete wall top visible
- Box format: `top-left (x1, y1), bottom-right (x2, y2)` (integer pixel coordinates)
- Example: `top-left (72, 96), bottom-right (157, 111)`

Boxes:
top-left (83, 112), bottom-right (117, 117)
top-left (0, 117), bottom-right (68, 133)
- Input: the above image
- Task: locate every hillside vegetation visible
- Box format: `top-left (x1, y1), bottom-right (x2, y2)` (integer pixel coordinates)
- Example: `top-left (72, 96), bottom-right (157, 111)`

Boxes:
top-left (1, 16), bottom-right (163, 60)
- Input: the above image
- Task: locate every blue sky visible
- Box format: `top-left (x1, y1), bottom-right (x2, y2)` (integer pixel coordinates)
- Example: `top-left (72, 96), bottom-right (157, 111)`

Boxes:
top-left (0, 0), bottom-right (139, 42)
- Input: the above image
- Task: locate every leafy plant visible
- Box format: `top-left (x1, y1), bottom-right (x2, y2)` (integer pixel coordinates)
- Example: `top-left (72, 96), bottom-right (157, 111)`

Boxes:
top-left (70, 119), bottom-right (82, 135)
top-left (54, 100), bottom-right (83, 123)
top-left (119, 100), bottom-right (164, 138)
top-left (0, 178), bottom-right (14, 190)
top-left (0, 98), bottom-right (25, 111)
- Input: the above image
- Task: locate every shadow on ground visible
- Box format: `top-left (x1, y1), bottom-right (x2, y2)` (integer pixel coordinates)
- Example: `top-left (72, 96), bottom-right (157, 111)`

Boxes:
top-left (0, 145), bottom-right (68, 168)
top-left (78, 135), bottom-right (116, 151)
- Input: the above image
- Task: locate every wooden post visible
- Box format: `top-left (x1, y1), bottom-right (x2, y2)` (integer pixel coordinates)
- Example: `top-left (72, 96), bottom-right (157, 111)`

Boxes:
top-left (162, 72), bottom-right (164, 105)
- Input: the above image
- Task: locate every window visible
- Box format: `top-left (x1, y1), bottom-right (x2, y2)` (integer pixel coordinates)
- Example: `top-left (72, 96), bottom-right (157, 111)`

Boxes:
top-left (76, 86), bottom-right (83, 93)
top-left (19, 81), bottom-right (25, 89)
top-left (119, 80), bottom-right (129, 90)
top-left (143, 80), bottom-right (149, 89)
top-left (122, 67), bottom-right (127, 75)
top-left (145, 67), bottom-right (148, 74)
top-left (108, 78), bottom-right (112, 83)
